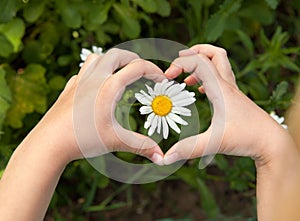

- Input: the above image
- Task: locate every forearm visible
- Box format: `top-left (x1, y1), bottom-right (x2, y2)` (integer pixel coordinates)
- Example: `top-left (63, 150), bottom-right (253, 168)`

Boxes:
top-left (255, 131), bottom-right (300, 221)
top-left (0, 124), bottom-right (70, 221)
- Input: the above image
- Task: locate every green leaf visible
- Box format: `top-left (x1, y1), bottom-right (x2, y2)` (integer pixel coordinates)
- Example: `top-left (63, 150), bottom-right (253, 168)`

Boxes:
top-left (238, 1), bottom-right (274, 25)
top-left (0, 0), bottom-right (20, 23)
top-left (95, 28), bottom-right (112, 45)
top-left (63, 7), bottom-right (82, 28)
top-left (113, 3), bottom-right (141, 38)
top-left (23, 0), bottom-right (46, 23)
top-left (132, 0), bottom-right (157, 13)
top-left (87, 1), bottom-right (113, 27)
top-left (129, 115), bottom-right (137, 131)
top-left (204, 0), bottom-right (242, 41)
top-left (6, 64), bottom-right (48, 128)
top-left (0, 18), bottom-right (25, 52)
top-left (236, 30), bottom-right (254, 57)
top-left (22, 41), bottom-right (43, 63)
top-left (0, 34), bottom-right (14, 57)
top-left (279, 56), bottom-right (300, 72)
top-left (0, 68), bottom-right (12, 131)
top-left (155, 0), bottom-right (171, 17)
top-left (214, 155), bottom-right (229, 171)
top-left (196, 178), bottom-right (220, 219)
top-left (57, 2), bottom-right (82, 29)
top-left (264, 0), bottom-right (279, 9)
top-left (49, 75), bottom-right (67, 91)
top-left (259, 29), bottom-right (270, 49)
top-left (175, 166), bottom-right (199, 188)
top-left (271, 81), bottom-right (288, 101)
top-left (39, 23), bottom-right (60, 48)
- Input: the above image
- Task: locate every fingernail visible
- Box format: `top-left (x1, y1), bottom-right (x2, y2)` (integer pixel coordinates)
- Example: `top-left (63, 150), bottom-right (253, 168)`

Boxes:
top-left (151, 153), bottom-right (164, 166)
top-left (165, 65), bottom-right (179, 77)
top-left (179, 49), bottom-right (196, 56)
top-left (164, 152), bottom-right (179, 165)
top-left (164, 68), bottom-right (172, 77)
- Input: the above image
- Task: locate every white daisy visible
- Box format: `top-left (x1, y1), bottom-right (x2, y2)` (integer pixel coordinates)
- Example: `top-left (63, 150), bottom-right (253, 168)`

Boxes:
top-left (135, 79), bottom-right (196, 139)
top-left (79, 46), bottom-right (104, 67)
top-left (270, 111), bottom-right (288, 129)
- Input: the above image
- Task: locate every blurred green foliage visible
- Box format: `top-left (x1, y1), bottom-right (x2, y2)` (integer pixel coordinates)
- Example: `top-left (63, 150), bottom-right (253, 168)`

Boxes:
top-left (0, 0), bottom-right (299, 220)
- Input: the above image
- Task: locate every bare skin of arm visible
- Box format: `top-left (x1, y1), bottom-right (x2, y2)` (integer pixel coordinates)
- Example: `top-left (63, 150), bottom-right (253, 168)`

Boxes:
top-left (0, 49), bottom-right (166, 221)
top-left (164, 44), bottom-right (300, 221)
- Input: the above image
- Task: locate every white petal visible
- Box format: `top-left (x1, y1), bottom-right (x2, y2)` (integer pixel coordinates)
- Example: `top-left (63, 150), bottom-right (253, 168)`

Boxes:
top-left (80, 54), bottom-right (87, 61)
top-left (148, 115), bottom-right (159, 136)
top-left (171, 106), bottom-right (191, 116)
top-left (166, 115), bottom-right (181, 134)
top-left (171, 91), bottom-right (195, 102)
top-left (144, 121), bottom-right (151, 129)
top-left (173, 97), bottom-right (196, 107)
top-left (135, 93), bottom-right (152, 105)
top-left (144, 112), bottom-right (155, 129)
top-left (140, 90), bottom-right (153, 102)
top-left (165, 83), bottom-right (186, 97)
top-left (157, 116), bottom-right (162, 134)
top-left (168, 112), bottom-right (188, 125)
top-left (161, 79), bottom-right (168, 84)
top-left (80, 50), bottom-right (91, 61)
top-left (145, 84), bottom-right (155, 97)
top-left (92, 46), bottom-right (98, 53)
top-left (162, 117), bottom-right (169, 139)
top-left (154, 82), bottom-right (162, 95)
top-left (95, 47), bottom-right (104, 55)
top-left (160, 80), bottom-right (174, 95)
top-left (92, 46), bottom-right (103, 55)
top-left (139, 106), bottom-right (152, 115)
top-left (277, 117), bottom-right (284, 124)
top-left (81, 48), bottom-right (91, 54)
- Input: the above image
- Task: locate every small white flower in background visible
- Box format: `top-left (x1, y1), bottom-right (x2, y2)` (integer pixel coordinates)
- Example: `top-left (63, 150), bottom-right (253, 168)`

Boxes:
top-left (270, 111), bottom-right (288, 129)
top-left (79, 46), bottom-right (104, 67)
top-left (135, 79), bottom-right (196, 139)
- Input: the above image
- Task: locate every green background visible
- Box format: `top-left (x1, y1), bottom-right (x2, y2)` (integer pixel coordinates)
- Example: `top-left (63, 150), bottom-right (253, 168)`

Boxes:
top-left (0, 0), bottom-right (299, 220)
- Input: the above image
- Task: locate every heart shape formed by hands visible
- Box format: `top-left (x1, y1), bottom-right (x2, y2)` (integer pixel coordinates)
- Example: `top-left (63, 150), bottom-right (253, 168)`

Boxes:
top-left (73, 44), bottom-right (230, 171)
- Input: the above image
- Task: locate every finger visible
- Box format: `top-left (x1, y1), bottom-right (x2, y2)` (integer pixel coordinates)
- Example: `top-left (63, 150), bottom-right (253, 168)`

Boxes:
top-left (114, 59), bottom-right (165, 84)
top-left (184, 75), bottom-right (199, 86)
top-left (78, 48), bottom-right (140, 84)
top-left (198, 86), bottom-right (205, 94)
top-left (114, 125), bottom-right (164, 165)
top-left (163, 131), bottom-right (211, 165)
top-left (96, 59), bottom-right (166, 165)
top-left (188, 44), bottom-right (237, 87)
top-left (184, 75), bottom-right (205, 93)
top-left (105, 59), bottom-right (166, 103)
top-left (165, 54), bottom-right (224, 103)
top-left (95, 48), bottom-right (140, 77)
top-left (64, 75), bottom-right (77, 90)
top-left (77, 53), bottom-right (102, 82)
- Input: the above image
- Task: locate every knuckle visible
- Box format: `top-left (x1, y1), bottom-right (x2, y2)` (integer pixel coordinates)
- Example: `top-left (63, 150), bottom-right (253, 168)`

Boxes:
top-left (217, 48), bottom-right (228, 57)
top-left (130, 58), bottom-right (146, 66)
top-left (85, 53), bottom-right (100, 62)
top-left (106, 48), bottom-right (121, 56)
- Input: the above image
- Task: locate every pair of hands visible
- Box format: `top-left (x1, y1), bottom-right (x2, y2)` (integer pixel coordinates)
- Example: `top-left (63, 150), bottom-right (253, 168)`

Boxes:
top-left (40, 44), bottom-right (288, 167)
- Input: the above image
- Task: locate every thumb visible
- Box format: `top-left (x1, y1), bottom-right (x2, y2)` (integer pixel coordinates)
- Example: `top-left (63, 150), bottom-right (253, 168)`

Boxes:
top-left (163, 130), bottom-right (215, 165)
top-left (113, 124), bottom-right (165, 165)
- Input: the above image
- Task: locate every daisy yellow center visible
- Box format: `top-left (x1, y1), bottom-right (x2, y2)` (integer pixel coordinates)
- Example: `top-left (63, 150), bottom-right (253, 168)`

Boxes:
top-left (151, 95), bottom-right (172, 116)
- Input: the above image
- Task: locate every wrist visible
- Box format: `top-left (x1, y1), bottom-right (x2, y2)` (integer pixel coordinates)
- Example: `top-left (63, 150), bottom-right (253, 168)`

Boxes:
top-left (254, 129), bottom-right (300, 221)
top-left (22, 116), bottom-right (78, 167)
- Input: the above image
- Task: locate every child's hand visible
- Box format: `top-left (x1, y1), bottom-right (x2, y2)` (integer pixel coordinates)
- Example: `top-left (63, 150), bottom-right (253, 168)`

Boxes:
top-left (32, 48), bottom-right (165, 165)
top-left (164, 44), bottom-right (291, 166)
